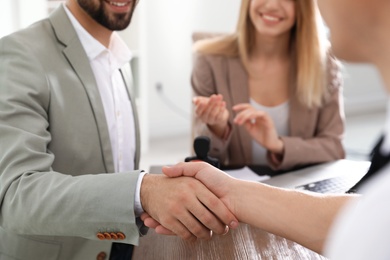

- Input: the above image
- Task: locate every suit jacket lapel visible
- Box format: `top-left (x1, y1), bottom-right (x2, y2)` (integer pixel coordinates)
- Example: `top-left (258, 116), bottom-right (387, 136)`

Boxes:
top-left (227, 58), bottom-right (252, 164)
top-left (120, 63), bottom-right (141, 169)
top-left (289, 94), bottom-right (310, 136)
top-left (49, 5), bottom-right (115, 173)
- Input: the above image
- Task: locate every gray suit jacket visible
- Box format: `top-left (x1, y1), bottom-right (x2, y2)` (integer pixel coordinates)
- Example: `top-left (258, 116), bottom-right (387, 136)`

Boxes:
top-left (0, 5), bottom-right (143, 260)
top-left (192, 53), bottom-right (345, 170)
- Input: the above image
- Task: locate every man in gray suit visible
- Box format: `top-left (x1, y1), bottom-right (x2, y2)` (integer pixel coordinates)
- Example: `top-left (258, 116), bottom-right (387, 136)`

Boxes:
top-left (0, 0), bottom-right (237, 259)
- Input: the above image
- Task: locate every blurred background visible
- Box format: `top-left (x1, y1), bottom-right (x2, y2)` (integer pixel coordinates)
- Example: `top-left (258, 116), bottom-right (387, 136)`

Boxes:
top-left (1, 0), bottom-right (387, 170)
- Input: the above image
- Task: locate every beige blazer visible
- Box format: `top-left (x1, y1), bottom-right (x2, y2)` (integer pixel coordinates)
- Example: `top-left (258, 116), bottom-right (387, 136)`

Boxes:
top-left (192, 53), bottom-right (345, 170)
top-left (0, 5), bottom-right (144, 260)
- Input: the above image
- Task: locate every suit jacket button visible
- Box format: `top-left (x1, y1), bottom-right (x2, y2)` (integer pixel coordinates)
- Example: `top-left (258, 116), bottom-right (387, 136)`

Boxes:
top-left (97, 233), bottom-right (105, 240)
top-left (96, 251), bottom-right (107, 260)
top-left (103, 232), bottom-right (112, 240)
top-left (117, 232), bottom-right (126, 240)
top-left (110, 232), bottom-right (118, 240)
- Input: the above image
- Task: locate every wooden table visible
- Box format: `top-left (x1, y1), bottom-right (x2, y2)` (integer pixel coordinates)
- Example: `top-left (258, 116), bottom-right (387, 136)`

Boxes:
top-left (132, 223), bottom-right (327, 259)
top-left (133, 165), bottom-right (328, 259)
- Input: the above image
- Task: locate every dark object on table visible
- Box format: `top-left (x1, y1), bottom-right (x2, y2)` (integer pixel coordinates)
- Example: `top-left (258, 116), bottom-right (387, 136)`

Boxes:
top-left (185, 136), bottom-right (220, 168)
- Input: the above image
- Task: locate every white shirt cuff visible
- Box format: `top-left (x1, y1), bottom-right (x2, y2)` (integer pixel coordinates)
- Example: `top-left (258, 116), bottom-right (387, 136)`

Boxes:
top-left (134, 170), bottom-right (147, 217)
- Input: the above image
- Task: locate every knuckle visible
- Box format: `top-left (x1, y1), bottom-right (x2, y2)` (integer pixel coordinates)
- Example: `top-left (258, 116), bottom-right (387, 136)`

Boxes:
top-left (200, 212), bottom-right (214, 226)
top-left (169, 205), bottom-right (183, 216)
top-left (197, 161), bottom-right (208, 168)
top-left (192, 225), bottom-right (205, 237)
top-left (184, 179), bottom-right (198, 190)
top-left (208, 197), bottom-right (220, 208)
top-left (181, 231), bottom-right (194, 241)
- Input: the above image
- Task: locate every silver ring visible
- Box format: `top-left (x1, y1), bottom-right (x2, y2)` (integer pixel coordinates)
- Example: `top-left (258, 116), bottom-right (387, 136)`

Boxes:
top-left (222, 225), bottom-right (230, 235)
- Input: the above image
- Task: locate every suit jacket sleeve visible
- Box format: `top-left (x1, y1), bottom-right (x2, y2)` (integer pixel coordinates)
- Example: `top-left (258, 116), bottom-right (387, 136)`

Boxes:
top-left (268, 54), bottom-right (346, 170)
top-left (191, 53), bottom-right (234, 163)
top-left (0, 29), bottom-right (142, 245)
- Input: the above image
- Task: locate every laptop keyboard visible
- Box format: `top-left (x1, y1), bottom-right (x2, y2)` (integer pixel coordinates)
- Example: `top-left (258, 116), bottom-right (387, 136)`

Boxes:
top-left (295, 175), bottom-right (358, 194)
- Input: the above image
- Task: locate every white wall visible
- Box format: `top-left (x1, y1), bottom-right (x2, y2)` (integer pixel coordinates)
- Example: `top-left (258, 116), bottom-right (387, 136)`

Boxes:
top-left (18, 0), bottom-right (48, 28)
top-left (141, 0), bottom-right (241, 140)
top-left (0, 1), bottom-right (18, 38)
top-left (1, 0), bottom-right (47, 38)
top-left (342, 63), bottom-right (386, 115)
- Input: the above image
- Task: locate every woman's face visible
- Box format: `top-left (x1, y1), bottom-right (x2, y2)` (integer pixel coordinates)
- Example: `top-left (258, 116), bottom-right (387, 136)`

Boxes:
top-left (317, 0), bottom-right (377, 62)
top-left (249, 0), bottom-right (296, 38)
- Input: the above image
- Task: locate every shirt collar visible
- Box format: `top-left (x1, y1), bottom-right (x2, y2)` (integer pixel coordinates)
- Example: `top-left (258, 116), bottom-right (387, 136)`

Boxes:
top-left (63, 4), bottom-right (132, 69)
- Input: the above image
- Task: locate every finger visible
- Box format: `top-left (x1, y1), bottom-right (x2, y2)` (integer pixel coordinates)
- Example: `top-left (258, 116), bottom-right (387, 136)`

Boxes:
top-left (234, 110), bottom-right (256, 125)
top-left (140, 212), bottom-right (151, 221)
top-left (197, 98), bottom-right (222, 123)
top-left (194, 99), bottom-right (209, 116)
top-left (192, 96), bottom-right (202, 105)
top-left (192, 189), bottom-right (236, 235)
top-left (232, 103), bottom-right (251, 111)
top-left (215, 101), bottom-right (228, 121)
top-left (193, 96), bottom-right (209, 104)
top-left (155, 226), bottom-right (177, 236)
top-left (162, 162), bottom-right (210, 178)
top-left (142, 216), bottom-right (176, 236)
top-left (203, 97), bottom-right (222, 119)
top-left (162, 215), bottom-right (198, 241)
top-left (234, 109), bottom-right (266, 125)
top-left (174, 208), bottom-right (212, 240)
top-left (207, 102), bottom-right (225, 122)
top-left (143, 216), bottom-right (163, 229)
top-left (210, 94), bottom-right (223, 102)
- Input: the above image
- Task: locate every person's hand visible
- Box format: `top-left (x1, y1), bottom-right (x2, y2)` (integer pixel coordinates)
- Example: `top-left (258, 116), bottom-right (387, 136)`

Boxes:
top-left (141, 212), bottom-right (175, 235)
top-left (233, 103), bottom-right (284, 154)
top-left (193, 94), bottom-right (230, 138)
top-left (142, 162), bottom-right (240, 235)
top-left (140, 173), bottom-right (238, 241)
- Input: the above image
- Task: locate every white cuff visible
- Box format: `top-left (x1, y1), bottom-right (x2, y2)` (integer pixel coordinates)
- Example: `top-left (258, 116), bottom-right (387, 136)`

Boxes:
top-left (134, 170), bottom-right (147, 217)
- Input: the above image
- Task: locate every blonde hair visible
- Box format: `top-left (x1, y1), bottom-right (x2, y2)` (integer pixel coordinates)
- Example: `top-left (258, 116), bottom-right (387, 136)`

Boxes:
top-left (194, 0), bottom-right (330, 108)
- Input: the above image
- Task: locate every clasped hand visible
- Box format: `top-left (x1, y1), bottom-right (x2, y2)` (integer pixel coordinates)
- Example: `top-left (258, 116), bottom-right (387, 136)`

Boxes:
top-left (141, 162), bottom-right (239, 239)
top-left (140, 168), bottom-right (238, 241)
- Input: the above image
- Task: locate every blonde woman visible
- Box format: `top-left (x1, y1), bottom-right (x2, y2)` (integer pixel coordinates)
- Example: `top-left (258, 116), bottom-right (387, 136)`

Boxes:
top-left (192, 0), bottom-right (345, 170)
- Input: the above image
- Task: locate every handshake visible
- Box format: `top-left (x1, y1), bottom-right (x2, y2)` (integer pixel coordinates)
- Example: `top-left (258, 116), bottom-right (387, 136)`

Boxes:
top-left (139, 162), bottom-right (240, 241)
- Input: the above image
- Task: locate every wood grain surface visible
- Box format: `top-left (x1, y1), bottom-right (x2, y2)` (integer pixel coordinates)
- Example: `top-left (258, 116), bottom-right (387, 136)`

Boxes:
top-left (132, 223), bottom-right (327, 260)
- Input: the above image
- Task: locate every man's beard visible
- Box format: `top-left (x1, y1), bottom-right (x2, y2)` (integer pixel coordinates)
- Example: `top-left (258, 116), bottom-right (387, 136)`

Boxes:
top-left (77, 0), bottom-right (135, 31)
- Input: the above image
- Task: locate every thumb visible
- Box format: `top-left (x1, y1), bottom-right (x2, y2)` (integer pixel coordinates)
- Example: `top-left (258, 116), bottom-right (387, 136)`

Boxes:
top-left (162, 162), bottom-right (211, 178)
top-left (161, 165), bottom-right (183, 178)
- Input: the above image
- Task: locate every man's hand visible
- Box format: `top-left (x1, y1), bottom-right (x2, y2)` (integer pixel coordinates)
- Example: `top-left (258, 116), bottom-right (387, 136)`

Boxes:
top-left (141, 212), bottom-right (175, 235)
top-left (140, 173), bottom-right (238, 241)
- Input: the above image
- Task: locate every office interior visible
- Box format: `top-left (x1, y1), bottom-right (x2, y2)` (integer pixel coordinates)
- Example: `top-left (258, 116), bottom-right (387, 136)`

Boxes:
top-left (2, 0), bottom-right (387, 172)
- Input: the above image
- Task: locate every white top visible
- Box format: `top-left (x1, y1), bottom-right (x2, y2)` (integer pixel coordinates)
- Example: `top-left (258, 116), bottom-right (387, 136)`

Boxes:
top-left (250, 99), bottom-right (289, 164)
top-left (324, 98), bottom-right (390, 259)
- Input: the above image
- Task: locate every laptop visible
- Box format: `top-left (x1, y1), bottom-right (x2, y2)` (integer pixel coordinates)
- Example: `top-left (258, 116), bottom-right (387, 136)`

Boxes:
top-left (260, 159), bottom-right (371, 194)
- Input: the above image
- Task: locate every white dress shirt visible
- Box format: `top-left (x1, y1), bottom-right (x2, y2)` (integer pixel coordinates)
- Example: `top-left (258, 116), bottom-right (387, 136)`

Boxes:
top-left (64, 6), bottom-right (145, 215)
top-left (325, 164), bottom-right (390, 259)
top-left (324, 97), bottom-right (390, 259)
